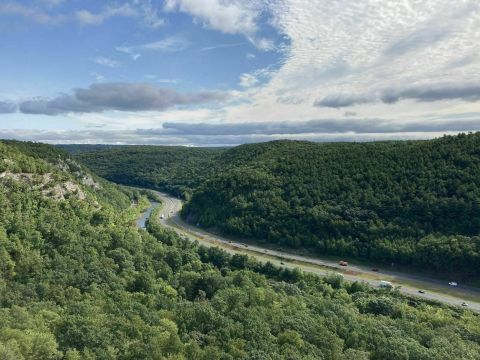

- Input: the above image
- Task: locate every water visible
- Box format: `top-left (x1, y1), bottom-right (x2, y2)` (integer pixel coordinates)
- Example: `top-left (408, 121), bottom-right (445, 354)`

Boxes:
top-left (136, 201), bottom-right (159, 228)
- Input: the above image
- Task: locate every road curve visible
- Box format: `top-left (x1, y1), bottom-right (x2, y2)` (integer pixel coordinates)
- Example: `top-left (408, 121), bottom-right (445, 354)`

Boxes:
top-left (144, 191), bottom-right (480, 314)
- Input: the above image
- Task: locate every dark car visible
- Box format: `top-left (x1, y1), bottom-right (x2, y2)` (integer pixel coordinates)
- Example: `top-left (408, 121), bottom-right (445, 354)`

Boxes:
top-left (418, 290), bottom-right (425, 294)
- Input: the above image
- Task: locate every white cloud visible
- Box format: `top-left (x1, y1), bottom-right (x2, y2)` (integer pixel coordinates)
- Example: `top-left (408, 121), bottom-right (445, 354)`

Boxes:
top-left (76, 2), bottom-right (164, 28)
top-left (239, 73), bottom-right (259, 88)
top-left (132, 0), bottom-right (165, 29)
top-left (115, 46), bottom-right (141, 61)
top-left (0, 1), bottom-right (65, 24)
top-left (196, 42), bottom-right (245, 52)
top-left (91, 56), bottom-right (119, 68)
top-left (90, 72), bottom-right (106, 82)
top-left (76, 4), bottom-right (137, 25)
top-left (164, 0), bottom-right (273, 49)
top-left (5, 0), bottom-right (480, 145)
top-left (217, 0), bottom-right (480, 129)
top-left (116, 36), bottom-right (190, 60)
top-left (140, 36), bottom-right (190, 52)
top-left (75, 10), bottom-right (103, 26)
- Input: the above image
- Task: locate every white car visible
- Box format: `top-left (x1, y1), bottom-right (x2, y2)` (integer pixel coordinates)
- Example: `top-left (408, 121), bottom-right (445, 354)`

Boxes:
top-left (461, 302), bottom-right (469, 307)
top-left (448, 282), bottom-right (458, 287)
top-left (379, 280), bottom-right (393, 288)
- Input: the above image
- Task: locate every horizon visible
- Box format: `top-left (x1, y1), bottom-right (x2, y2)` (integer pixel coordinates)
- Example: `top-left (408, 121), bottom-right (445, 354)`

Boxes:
top-left (1, 1), bottom-right (480, 145)
top-left (4, 132), bottom-right (459, 148)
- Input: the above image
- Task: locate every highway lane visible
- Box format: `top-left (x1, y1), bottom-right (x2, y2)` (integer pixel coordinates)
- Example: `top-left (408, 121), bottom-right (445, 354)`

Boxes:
top-left (144, 191), bottom-right (480, 314)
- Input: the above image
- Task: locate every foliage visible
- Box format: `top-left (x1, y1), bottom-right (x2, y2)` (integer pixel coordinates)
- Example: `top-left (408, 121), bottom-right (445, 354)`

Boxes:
top-left (65, 145), bottom-right (225, 199)
top-left (183, 133), bottom-right (480, 278)
top-left (0, 140), bottom-right (479, 359)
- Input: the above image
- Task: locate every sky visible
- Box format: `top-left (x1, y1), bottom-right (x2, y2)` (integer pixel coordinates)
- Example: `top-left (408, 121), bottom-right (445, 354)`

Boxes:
top-left (0, 0), bottom-right (480, 146)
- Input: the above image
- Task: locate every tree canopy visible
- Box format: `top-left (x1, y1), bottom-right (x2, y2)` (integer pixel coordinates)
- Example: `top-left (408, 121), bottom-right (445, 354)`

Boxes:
top-left (183, 134), bottom-right (480, 278)
top-left (1, 140), bottom-right (479, 359)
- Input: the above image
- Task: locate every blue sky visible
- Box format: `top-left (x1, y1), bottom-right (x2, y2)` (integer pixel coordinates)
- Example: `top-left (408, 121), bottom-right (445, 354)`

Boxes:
top-left (0, 0), bottom-right (480, 145)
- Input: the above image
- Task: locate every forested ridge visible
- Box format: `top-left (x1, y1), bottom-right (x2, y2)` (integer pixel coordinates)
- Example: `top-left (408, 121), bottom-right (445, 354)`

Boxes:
top-left (66, 145), bottom-right (225, 198)
top-left (183, 133), bottom-right (480, 278)
top-left (2, 140), bottom-right (480, 359)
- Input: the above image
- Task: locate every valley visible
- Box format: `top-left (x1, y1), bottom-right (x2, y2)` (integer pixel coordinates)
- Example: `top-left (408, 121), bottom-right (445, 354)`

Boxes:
top-left (142, 191), bottom-right (480, 313)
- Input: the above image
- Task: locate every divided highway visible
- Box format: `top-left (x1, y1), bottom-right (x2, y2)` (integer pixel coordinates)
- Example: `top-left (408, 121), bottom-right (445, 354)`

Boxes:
top-left (141, 190), bottom-right (480, 314)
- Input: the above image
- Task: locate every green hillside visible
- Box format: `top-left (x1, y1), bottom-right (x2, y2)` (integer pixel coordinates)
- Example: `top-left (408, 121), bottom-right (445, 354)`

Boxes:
top-left (2, 140), bottom-right (480, 359)
top-left (183, 134), bottom-right (480, 278)
top-left (67, 145), bottom-right (225, 198)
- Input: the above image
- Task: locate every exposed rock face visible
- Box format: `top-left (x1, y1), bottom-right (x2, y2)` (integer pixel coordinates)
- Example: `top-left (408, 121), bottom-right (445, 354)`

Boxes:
top-left (0, 171), bottom-right (86, 201)
top-left (43, 181), bottom-right (86, 201)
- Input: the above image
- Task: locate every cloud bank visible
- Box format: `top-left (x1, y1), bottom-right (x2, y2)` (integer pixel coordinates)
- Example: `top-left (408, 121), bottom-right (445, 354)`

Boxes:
top-left (17, 83), bottom-right (227, 115)
top-left (0, 101), bottom-right (17, 113)
top-left (314, 83), bottom-right (480, 108)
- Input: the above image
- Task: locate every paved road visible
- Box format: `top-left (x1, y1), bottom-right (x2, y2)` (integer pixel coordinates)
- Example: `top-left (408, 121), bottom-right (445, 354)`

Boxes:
top-left (142, 191), bottom-right (480, 314)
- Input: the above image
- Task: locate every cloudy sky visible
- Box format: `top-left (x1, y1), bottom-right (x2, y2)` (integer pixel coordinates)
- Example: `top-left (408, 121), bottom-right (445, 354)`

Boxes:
top-left (1, 0), bottom-right (480, 145)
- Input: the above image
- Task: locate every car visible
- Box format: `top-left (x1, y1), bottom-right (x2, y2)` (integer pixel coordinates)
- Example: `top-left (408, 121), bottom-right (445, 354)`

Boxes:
top-left (371, 268), bottom-right (379, 272)
top-left (418, 290), bottom-right (425, 294)
top-left (448, 282), bottom-right (458, 287)
top-left (462, 302), bottom-right (469, 307)
top-left (280, 262), bottom-right (285, 265)
top-left (339, 260), bottom-right (348, 266)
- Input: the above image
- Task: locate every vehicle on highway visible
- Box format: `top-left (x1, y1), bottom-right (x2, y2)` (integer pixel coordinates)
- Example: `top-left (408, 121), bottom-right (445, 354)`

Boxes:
top-left (462, 302), bottom-right (469, 307)
top-left (449, 282), bottom-right (458, 287)
top-left (418, 290), bottom-right (425, 294)
top-left (339, 260), bottom-right (348, 266)
top-left (371, 268), bottom-right (379, 272)
top-left (379, 280), bottom-right (393, 288)
top-left (152, 191), bottom-right (480, 313)
top-left (160, 214), bottom-right (165, 219)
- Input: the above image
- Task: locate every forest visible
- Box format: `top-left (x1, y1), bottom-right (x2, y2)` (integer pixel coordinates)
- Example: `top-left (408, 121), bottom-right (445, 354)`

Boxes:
top-left (1, 140), bottom-right (480, 359)
top-left (72, 133), bottom-right (480, 278)
top-left (66, 145), bottom-right (225, 199)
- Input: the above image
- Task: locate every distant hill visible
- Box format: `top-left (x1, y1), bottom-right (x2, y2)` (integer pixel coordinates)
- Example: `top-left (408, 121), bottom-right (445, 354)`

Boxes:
top-left (183, 134), bottom-right (480, 278)
top-left (57, 144), bottom-right (116, 155)
top-left (64, 145), bottom-right (226, 198)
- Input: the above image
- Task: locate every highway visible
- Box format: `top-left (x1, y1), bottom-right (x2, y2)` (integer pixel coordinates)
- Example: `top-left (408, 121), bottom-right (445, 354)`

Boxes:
top-left (140, 190), bottom-right (480, 314)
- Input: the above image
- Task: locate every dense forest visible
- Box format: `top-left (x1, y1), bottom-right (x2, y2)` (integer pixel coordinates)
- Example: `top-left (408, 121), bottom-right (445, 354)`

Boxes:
top-left (2, 140), bottom-right (480, 359)
top-left (71, 134), bottom-right (480, 278)
top-left (184, 134), bottom-right (480, 278)
top-left (64, 145), bottom-right (225, 198)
